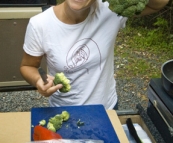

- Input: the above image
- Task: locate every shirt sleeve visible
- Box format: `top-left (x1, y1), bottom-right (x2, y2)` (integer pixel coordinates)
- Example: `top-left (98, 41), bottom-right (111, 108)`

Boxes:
top-left (98, 0), bottom-right (128, 28)
top-left (23, 20), bottom-right (44, 56)
top-left (119, 16), bottom-right (128, 28)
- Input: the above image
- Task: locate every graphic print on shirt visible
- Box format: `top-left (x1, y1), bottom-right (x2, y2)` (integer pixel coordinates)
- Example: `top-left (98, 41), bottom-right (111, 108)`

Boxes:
top-left (64, 38), bottom-right (101, 74)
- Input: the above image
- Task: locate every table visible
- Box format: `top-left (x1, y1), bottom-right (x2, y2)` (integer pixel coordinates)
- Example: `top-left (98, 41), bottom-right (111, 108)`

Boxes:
top-left (0, 110), bottom-right (129, 143)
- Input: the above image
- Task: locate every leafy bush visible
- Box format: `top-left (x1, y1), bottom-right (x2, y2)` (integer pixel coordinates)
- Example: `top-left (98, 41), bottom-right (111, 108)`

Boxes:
top-left (114, 1), bottom-right (173, 79)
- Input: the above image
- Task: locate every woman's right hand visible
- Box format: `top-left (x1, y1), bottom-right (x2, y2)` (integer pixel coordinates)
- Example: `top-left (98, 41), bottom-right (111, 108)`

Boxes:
top-left (20, 52), bottom-right (63, 97)
top-left (36, 75), bottom-right (63, 97)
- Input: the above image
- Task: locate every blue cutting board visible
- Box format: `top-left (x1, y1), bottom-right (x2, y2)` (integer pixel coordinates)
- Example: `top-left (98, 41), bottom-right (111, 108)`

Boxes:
top-left (31, 104), bottom-right (120, 143)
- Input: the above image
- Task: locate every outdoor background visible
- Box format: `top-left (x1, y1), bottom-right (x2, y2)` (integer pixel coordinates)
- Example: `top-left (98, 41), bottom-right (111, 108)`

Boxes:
top-left (114, 1), bottom-right (173, 110)
top-left (0, 1), bottom-right (172, 112)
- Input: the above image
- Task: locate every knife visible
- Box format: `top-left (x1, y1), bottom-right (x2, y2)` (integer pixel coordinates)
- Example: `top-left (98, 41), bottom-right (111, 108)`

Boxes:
top-left (38, 67), bottom-right (48, 84)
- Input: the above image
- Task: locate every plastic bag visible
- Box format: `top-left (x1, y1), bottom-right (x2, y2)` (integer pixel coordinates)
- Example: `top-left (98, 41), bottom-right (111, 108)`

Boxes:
top-left (122, 123), bottom-right (152, 143)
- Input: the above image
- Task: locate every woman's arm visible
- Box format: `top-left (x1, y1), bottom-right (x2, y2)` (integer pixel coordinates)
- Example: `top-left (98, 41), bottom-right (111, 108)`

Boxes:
top-left (20, 52), bottom-right (43, 86)
top-left (139, 0), bottom-right (169, 16)
top-left (20, 51), bottom-right (62, 97)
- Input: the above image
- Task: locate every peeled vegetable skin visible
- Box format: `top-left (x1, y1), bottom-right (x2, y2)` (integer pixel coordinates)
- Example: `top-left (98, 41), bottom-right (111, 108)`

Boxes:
top-left (53, 72), bottom-right (71, 93)
top-left (108, 0), bottom-right (149, 17)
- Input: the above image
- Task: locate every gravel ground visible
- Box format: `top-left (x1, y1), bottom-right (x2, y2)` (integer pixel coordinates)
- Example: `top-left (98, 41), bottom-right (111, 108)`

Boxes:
top-left (116, 78), bottom-right (149, 111)
top-left (0, 78), bottom-right (148, 112)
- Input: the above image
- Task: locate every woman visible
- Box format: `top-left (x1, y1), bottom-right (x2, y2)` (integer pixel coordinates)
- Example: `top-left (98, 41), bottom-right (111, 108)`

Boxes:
top-left (20, 0), bottom-right (169, 109)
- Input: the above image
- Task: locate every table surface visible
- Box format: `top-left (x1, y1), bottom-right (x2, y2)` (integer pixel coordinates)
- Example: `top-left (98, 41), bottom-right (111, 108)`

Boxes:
top-left (0, 110), bottom-right (129, 143)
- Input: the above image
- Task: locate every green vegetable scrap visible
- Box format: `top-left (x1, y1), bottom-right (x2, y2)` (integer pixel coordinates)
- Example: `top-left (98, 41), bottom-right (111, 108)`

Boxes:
top-left (77, 119), bottom-right (85, 127)
top-left (53, 72), bottom-right (71, 93)
top-left (49, 115), bottom-right (63, 131)
top-left (108, 0), bottom-right (149, 17)
top-left (39, 120), bottom-right (46, 126)
top-left (47, 122), bottom-right (56, 132)
top-left (39, 110), bottom-right (70, 132)
top-left (61, 111), bottom-right (70, 121)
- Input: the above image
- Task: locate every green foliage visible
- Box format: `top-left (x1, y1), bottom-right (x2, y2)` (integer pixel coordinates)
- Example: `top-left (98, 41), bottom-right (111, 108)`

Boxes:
top-left (114, 14), bottom-right (173, 79)
top-left (145, 17), bottom-right (171, 48)
top-left (108, 0), bottom-right (148, 17)
top-left (120, 16), bottom-right (173, 52)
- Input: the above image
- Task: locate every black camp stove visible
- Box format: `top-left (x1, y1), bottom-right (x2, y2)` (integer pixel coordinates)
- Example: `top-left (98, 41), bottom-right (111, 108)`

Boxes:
top-left (147, 78), bottom-right (173, 143)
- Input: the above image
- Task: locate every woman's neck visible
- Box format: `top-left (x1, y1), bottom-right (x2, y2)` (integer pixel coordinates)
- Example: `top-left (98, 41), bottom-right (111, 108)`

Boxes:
top-left (54, 2), bottom-right (91, 24)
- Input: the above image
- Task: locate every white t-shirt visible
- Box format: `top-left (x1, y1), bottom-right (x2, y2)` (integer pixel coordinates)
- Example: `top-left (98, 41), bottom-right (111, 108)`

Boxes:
top-left (23, 0), bottom-right (127, 109)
